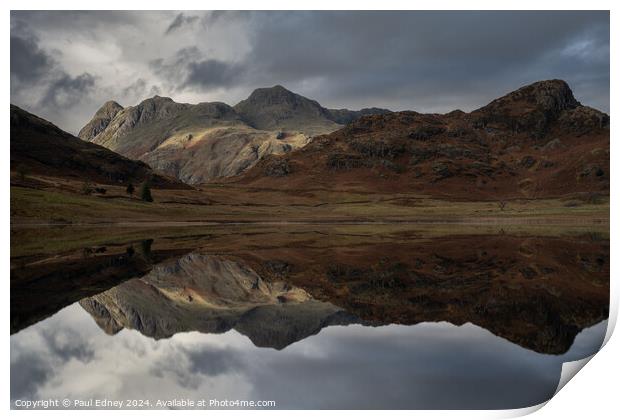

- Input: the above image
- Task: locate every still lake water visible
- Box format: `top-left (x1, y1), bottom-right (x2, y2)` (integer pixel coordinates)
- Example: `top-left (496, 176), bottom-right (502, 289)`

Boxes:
top-left (10, 226), bottom-right (610, 409)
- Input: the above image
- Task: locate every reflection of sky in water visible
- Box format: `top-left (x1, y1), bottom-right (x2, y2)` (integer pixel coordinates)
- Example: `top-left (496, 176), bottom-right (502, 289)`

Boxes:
top-left (11, 303), bottom-right (606, 410)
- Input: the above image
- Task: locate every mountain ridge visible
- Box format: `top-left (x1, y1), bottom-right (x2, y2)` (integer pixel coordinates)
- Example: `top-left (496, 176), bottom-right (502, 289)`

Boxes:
top-left (235, 79), bottom-right (609, 199)
top-left (79, 85), bottom-right (391, 184)
top-left (10, 104), bottom-right (186, 189)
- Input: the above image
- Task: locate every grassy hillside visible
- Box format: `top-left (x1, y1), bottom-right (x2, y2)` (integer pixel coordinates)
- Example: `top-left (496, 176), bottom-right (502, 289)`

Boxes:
top-left (10, 177), bottom-right (609, 226)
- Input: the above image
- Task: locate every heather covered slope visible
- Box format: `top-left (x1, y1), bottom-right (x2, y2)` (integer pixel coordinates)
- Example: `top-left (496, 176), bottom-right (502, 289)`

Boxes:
top-left (80, 86), bottom-right (389, 184)
top-left (237, 80), bottom-right (609, 199)
top-left (10, 105), bottom-right (185, 189)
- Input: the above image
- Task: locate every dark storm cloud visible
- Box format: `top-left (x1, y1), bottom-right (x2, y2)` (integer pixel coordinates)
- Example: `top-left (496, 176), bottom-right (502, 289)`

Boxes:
top-left (40, 329), bottom-right (96, 363)
top-left (10, 17), bottom-right (99, 131)
top-left (10, 33), bottom-right (54, 84)
top-left (239, 11), bottom-right (609, 112)
top-left (183, 59), bottom-right (245, 89)
top-left (9, 10), bottom-right (610, 134)
top-left (121, 78), bottom-right (161, 102)
top-left (10, 352), bottom-right (52, 400)
top-left (150, 345), bottom-right (245, 390)
top-left (150, 47), bottom-right (245, 91)
top-left (40, 73), bottom-right (96, 108)
top-left (165, 12), bottom-right (199, 35)
top-left (184, 346), bottom-right (244, 377)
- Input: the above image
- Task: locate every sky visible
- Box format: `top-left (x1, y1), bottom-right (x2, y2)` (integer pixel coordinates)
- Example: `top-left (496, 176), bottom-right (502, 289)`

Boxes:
top-left (10, 10), bottom-right (610, 134)
top-left (11, 302), bottom-right (607, 408)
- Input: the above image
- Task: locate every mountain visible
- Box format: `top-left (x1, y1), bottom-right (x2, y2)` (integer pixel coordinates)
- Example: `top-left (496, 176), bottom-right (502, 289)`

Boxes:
top-left (228, 232), bottom-right (609, 354)
top-left (10, 239), bottom-right (188, 334)
top-left (10, 105), bottom-right (184, 188)
top-left (77, 100), bottom-right (123, 141)
top-left (236, 80), bottom-right (609, 199)
top-left (80, 86), bottom-right (390, 184)
top-left (11, 224), bottom-right (608, 354)
top-left (74, 231), bottom-right (609, 354)
top-left (79, 253), bottom-right (362, 349)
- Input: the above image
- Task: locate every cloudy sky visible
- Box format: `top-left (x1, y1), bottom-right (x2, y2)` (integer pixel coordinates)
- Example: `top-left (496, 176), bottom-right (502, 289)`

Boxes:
top-left (11, 302), bottom-right (607, 408)
top-left (10, 11), bottom-right (609, 134)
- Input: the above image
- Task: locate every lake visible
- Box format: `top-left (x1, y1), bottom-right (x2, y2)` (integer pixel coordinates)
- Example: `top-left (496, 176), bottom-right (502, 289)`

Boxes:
top-left (10, 224), bottom-right (609, 409)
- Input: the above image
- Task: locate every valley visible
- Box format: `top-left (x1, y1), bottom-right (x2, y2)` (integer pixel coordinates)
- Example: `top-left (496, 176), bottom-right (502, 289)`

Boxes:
top-left (9, 80), bottom-right (611, 227)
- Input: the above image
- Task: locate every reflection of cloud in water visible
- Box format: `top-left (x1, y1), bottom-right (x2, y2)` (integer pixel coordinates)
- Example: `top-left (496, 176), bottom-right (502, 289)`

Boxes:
top-left (10, 302), bottom-right (607, 409)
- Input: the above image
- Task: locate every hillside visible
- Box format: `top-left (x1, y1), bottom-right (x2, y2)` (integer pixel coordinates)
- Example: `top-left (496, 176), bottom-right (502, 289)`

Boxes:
top-left (236, 80), bottom-right (609, 199)
top-left (10, 105), bottom-right (185, 189)
top-left (80, 86), bottom-right (390, 184)
top-left (80, 252), bottom-right (359, 349)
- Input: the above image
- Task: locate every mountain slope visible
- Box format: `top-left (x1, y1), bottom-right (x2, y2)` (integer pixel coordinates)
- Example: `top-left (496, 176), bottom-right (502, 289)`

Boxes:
top-left (10, 105), bottom-right (184, 188)
top-left (233, 85), bottom-right (391, 134)
top-left (77, 100), bottom-right (123, 141)
top-left (80, 86), bottom-right (390, 184)
top-left (236, 80), bottom-right (609, 199)
top-left (80, 253), bottom-right (361, 349)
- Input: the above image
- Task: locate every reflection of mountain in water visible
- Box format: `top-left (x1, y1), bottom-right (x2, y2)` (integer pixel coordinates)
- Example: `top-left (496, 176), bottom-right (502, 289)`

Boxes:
top-left (80, 253), bottom-right (361, 349)
top-left (10, 240), bottom-right (188, 334)
top-left (12, 231), bottom-right (609, 354)
top-left (242, 234), bottom-right (609, 354)
top-left (79, 234), bottom-right (608, 354)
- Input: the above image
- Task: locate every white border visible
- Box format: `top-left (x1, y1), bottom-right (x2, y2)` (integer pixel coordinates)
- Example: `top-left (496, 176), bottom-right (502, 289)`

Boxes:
top-left (2, 2), bottom-right (616, 420)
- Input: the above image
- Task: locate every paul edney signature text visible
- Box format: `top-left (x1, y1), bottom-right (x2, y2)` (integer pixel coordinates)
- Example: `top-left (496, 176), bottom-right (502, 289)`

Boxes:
top-left (13, 398), bottom-right (277, 409)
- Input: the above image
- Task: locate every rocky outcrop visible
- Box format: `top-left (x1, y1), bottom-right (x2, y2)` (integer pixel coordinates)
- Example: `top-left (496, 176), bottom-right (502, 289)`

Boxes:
top-left (141, 127), bottom-right (309, 184)
top-left (239, 80), bottom-right (609, 199)
top-left (472, 79), bottom-right (583, 137)
top-left (86, 97), bottom-right (244, 157)
top-left (263, 157), bottom-right (291, 177)
top-left (326, 107), bottom-right (392, 125)
top-left (79, 253), bottom-right (362, 349)
top-left (77, 100), bottom-right (123, 141)
top-left (234, 85), bottom-right (334, 132)
top-left (80, 86), bottom-right (389, 184)
top-left (234, 85), bottom-right (391, 134)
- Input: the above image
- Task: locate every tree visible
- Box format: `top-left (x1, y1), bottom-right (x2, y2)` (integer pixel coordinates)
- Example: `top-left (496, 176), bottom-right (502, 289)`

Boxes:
top-left (139, 180), bottom-right (153, 202)
top-left (126, 183), bottom-right (135, 197)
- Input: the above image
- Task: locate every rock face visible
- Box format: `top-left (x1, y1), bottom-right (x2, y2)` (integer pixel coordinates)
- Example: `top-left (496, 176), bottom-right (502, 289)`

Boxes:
top-left (9, 105), bottom-right (185, 188)
top-left (80, 253), bottom-right (361, 349)
top-left (233, 85), bottom-right (391, 133)
top-left (238, 80), bottom-right (609, 199)
top-left (471, 79), bottom-right (583, 137)
top-left (77, 100), bottom-right (123, 141)
top-left (80, 86), bottom-right (390, 184)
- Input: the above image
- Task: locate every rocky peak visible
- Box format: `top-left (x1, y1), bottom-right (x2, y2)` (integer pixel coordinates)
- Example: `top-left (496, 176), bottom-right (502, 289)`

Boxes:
top-left (473, 80), bottom-right (583, 137)
top-left (97, 101), bottom-right (123, 118)
top-left (480, 79), bottom-right (580, 115)
top-left (238, 85), bottom-right (321, 109)
top-left (123, 96), bottom-right (189, 128)
top-left (78, 100), bottom-right (124, 141)
top-left (233, 85), bottom-right (332, 131)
